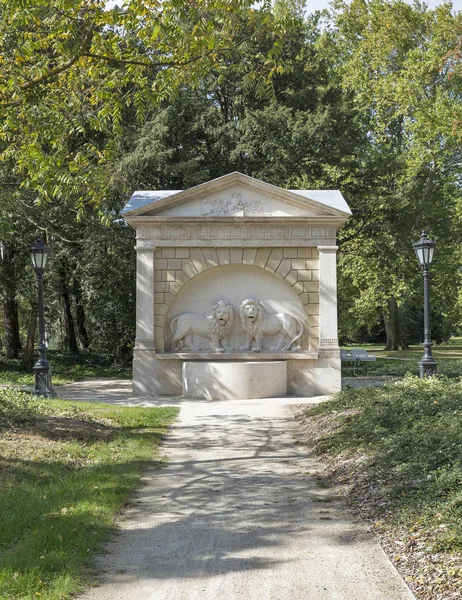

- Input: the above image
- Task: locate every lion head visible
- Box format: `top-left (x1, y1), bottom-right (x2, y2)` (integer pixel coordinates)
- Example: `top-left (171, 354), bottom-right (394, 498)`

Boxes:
top-left (206, 300), bottom-right (234, 338)
top-left (239, 299), bottom-right (264, 335)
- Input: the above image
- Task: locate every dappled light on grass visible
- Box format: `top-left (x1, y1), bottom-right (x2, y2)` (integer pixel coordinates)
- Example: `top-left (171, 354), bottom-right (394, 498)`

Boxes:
top-left (0, 390), bottom-right (178, 600)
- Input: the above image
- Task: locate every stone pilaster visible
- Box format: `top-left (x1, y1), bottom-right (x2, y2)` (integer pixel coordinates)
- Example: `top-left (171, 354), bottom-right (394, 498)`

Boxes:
top-left (317, 246), bottom-right (339, 350)
top-left (133, 247), bottom-right (157, 396)
top-left (135, 247), bottom-right (155, 349)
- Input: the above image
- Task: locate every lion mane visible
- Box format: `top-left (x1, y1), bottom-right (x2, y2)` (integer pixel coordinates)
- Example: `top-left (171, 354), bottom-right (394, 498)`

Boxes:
top-left (206, 300), bottom-right (234, 338)
top-left (239, 299), bottom-right (264, 336)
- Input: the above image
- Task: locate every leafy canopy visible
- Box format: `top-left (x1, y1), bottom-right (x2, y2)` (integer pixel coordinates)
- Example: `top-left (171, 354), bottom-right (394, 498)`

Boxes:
top-left (0, 0), bottom-right (289, 216)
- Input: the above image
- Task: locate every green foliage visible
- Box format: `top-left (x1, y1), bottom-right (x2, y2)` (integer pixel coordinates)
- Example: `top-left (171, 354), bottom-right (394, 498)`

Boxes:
top-left (0, 396), bottom-right (178, 599)
top-left (310, 376), bottom-right (462, 553)
top-left (0, 1), bottom-right (304, 362)
top-left (75, 223), bottom-right (136, 355)
top-left (1, 0), bottom-right (461, 358)
top-left (111, 6), bottom-right (364, 195)
top-left (0, 353), bottom-right (132, 386)
top-left (333, 0), bottom-right (462, 172)
top-left (0, 0), bottom-right (291, 215)
top-left (0, 388), bottom-right (47, 428)
top-left (331, 0), bottom-right (462, 347)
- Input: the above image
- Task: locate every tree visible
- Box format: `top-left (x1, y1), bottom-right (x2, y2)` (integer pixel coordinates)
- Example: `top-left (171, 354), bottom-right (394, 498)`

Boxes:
top-left (110, 7), bottom-right (366, 192)
top-left (329, 0), bottom-right (462, 348)
top-left (0, 0), bottom-right (290, 216)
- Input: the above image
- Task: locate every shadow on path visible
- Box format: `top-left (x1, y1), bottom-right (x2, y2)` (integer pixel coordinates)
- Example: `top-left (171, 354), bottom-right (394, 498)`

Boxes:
top-left (77, 396), bottom-right (415, 600)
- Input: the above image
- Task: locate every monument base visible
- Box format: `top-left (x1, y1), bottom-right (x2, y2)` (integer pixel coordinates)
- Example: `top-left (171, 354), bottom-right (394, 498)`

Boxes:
top-left (183, 361), bottom-right (287, 400)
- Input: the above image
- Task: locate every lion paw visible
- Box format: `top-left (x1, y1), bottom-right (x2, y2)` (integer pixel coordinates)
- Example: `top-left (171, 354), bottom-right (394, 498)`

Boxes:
top-left (252, 347), bottom-right (262, 352)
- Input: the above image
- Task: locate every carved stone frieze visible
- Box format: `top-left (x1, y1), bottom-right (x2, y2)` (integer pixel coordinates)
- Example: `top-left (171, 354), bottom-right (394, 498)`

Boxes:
top-left (319, 337), bottom-right (339, 348)
top-left (136, 224), bottom-right (338, 248)
top-left (167, 297), bottom-right (312, 354)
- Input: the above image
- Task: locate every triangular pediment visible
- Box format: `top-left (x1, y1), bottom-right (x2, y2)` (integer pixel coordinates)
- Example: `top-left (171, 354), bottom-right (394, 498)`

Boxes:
top-left (122, 172), bottom-right (351, 219)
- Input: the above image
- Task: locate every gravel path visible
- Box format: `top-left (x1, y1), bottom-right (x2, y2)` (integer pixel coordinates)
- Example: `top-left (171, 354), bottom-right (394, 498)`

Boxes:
top-left (56, 380), bottom-right (415, 600)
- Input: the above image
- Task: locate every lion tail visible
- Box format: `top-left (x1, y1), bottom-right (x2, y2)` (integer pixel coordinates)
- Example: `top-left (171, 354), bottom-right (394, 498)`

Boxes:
top-left (170, 315), bottom-right (179, 337)
top-left (289, 318), bottom-right (307, 349)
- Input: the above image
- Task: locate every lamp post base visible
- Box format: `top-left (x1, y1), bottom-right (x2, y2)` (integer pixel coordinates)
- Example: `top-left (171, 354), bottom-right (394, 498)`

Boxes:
top-left (419, 358), bottom-right (438, 379)
top-left (33, 363), bottom-right (56, 398)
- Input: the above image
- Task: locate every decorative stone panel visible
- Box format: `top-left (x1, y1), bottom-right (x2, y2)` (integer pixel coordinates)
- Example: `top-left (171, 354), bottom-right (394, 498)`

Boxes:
top-left (153, 247), bottom-right (319, 352)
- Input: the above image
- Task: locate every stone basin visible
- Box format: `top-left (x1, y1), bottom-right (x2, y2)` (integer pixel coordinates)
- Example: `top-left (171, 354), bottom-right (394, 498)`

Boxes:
top-left (182, 360), bottom-right (287, 400)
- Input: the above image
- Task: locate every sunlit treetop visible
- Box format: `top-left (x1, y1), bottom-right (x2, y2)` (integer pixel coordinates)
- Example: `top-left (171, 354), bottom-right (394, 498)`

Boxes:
top-left (0, 0), bottom-right (292, 217)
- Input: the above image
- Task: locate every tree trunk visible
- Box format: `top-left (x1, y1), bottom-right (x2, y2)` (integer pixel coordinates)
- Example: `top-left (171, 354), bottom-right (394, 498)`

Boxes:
top-left (21, 302), bottom-right (38, 370)
top-left (383, 296), bottom-right (409, 350)
top-left (72, 278), bottom-right (90, 349)
top-left (4, 297), bottom-right (21, 358)
top-left (59, 267), bottom-right (79, 353)
top-left (1, 245), bottom-right (21, 358)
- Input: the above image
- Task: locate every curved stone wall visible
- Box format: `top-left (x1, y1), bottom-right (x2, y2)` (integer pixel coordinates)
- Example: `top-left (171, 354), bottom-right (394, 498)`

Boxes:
top-left (153, 246), bottom-right (319, 352)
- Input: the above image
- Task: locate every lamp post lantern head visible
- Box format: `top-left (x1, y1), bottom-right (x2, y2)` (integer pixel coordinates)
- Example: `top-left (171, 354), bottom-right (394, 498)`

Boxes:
top-left (413, 230), bottom-right (435, 270)
top-left (29, 235), bottom-right (50, 274)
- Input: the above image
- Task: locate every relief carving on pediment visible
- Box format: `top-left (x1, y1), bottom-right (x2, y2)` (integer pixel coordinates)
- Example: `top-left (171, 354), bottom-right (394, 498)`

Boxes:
top-left (201, 193), bottom-right (272, 216)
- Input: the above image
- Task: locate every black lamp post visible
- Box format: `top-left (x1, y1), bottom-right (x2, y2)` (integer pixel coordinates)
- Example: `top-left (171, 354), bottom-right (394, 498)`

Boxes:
top-left (29, 235), bottom-right (56, 397)
top-left (412, 231), bottom-right (438, 379)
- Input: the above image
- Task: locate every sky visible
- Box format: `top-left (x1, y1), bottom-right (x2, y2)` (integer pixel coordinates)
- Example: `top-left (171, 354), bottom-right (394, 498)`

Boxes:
top-left (305, 0), bottom-right (461, 10)
top-left (106, 0), bottom-right (462, 9)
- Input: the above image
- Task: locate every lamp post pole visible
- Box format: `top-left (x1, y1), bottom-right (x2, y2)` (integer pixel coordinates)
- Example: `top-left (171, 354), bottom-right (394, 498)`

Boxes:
top-left (29, 236), bottom-right (56, 397)
top-left (412, 231), bottom-right (438, 379)
top-left (420, 259), bottom-right (437, 378)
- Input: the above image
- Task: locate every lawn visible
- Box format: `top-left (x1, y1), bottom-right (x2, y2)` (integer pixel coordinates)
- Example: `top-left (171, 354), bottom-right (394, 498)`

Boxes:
top-left (343, 336), bottom-right (462, 360)
top-left (342, 337), bottom-right (462, 379)
top-left (0, 388), bottom-right (178, 600)
top-left (293, 376), bottom-right (462, 600)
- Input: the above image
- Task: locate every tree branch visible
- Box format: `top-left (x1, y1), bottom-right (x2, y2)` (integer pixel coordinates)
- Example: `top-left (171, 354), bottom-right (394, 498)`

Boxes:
top-left (338, 218), bottom-right (369, 246)
top-left (0, 27), bottom-right (95, 104)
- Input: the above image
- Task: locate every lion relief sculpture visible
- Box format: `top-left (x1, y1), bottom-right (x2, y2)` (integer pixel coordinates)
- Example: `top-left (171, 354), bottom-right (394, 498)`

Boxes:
top-left (239, 299), bottom-right (307, 352)
top-left (169, 300), bottom-right (234, 352)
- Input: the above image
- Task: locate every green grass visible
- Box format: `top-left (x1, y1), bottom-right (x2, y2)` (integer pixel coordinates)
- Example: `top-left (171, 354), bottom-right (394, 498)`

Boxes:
top-left (0, 389), bottom-right (178, 600)
top-left (341, 337), bottom-right (462, 378)
top-left (342, 357), bottom-right (462, 379)
top-left (342, 336), bottom-right (462, 360)
top-left (307, 376), bottom-right (462, 554)
top-left (0, 353), bottom-right (132, 386)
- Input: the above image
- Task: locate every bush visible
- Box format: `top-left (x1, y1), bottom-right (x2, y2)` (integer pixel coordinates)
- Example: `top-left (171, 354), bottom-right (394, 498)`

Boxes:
top-left (310, 376), bottom-right (462, 550)
top-left (0, 388), bottom-right (47, 429)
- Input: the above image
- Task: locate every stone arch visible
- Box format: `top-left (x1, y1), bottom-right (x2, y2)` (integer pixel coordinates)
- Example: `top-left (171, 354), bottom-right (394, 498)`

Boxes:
top-left (153, 247), bottom-right (319, 351)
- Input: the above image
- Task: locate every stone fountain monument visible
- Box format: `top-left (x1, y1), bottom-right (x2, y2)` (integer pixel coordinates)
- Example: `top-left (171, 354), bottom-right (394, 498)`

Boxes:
top-left (122, 172), bottom-right (351, 399)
